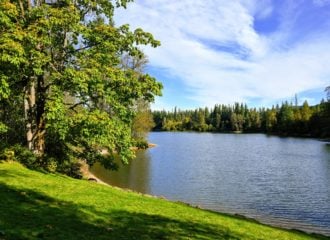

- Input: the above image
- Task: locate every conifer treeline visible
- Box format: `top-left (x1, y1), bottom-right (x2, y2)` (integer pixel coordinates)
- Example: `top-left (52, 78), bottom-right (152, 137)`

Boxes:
top-left (153, 100), bottom-right (330, 138)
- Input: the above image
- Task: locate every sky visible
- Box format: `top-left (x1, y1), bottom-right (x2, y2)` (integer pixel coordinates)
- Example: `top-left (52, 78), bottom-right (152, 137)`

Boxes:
top-left (115, 0), bottom-right (330, 110)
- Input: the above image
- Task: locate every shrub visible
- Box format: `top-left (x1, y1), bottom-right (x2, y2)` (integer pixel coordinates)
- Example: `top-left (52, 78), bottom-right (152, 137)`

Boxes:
top-left (0, 143), bottom-right (83, 178)
top-left (0, 145), bottom-right (39, 168)
top-left (44, 157), bottom-right (58, 173)
top-left (0, 149), bottom-right (15, 161)
top-left (134, 139), bottom-right (149, 149)
top-left (11, 144), bottom-right (39, 168)
top-left (57, 159), bottom-right (83, 179)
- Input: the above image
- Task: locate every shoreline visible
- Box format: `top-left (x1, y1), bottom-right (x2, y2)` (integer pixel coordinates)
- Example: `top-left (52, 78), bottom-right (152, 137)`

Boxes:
top-left (80, 160), bottom-right (108, 185)
top-left (152, 130), bottom-right (330, 141)
top-left (2, 161), bottom-right (327, 239)
top-left (83, 165), bottom-right (329, 237)
top-left (80, 143), bottom-right (329, 238)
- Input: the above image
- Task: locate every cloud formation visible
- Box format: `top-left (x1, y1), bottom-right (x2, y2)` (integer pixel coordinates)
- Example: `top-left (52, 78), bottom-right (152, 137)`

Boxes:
top-left (115, 0), bottom-right (330, 109)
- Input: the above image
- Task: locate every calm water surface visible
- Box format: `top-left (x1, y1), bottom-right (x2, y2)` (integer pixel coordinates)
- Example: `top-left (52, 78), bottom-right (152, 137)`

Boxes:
top-left (91, 132), bottom-right (330, 235)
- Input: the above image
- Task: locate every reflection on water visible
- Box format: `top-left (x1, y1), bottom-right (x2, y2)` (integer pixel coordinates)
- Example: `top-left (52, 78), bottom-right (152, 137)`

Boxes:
top-left (91, 151), bottom-right (151, 193)
top-left (91, 133), bottom-right (330, 235)
top-left (325, 143), bottom-right (330, 153)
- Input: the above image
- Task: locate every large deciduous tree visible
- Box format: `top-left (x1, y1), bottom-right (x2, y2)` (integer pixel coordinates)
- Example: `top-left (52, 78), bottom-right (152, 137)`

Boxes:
top-left (0, 0), bottom-right (162, 167)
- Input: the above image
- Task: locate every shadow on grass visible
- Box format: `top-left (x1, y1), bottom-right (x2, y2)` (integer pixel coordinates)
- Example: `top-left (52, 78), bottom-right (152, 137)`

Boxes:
top-left (0, 182), bottom-right (328, 240)
top-left (0, 183), bottom-right (249, 240)
top-left (0, 169), bottom-right (33, 179)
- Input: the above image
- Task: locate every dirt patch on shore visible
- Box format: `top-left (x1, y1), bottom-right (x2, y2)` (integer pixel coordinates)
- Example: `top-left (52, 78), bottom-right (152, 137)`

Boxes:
top-left (79, 160), bottom-right (107, 185)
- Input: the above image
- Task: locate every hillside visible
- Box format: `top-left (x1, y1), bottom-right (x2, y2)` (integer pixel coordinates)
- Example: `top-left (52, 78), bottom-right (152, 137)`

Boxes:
top-left (0, 162), bottom-right (328, 240)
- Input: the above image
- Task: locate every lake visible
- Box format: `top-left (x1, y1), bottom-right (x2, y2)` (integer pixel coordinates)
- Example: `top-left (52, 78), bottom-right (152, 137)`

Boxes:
top-left (91, 132), bottom-right (330, 235)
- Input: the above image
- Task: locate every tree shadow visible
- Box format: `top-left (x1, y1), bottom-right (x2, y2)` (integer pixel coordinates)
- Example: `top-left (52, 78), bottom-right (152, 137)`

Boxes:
top-left (0, 184), bottom-right (109, 240)
top-left (0, 169), bottom-right (32, 179)
top-left (0, 183), bottom-right (248, 240)
top-left (0, 182), bottom-right (327, 240)
top-left (108, 210), bottom-right (243, 240)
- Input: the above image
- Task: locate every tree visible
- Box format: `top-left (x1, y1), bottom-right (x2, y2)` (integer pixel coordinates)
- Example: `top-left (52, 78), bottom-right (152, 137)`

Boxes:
top-left (210, 105), bottom-right (221, 131)
top-left (265, 108), bottom-right (277, 132)
top-left (230, 113), bottom-right (244, 132)
top-left (301, 100), bottom-right (312, 122)
top-left (193, 108), bottom-right (208, 131)
top-left (245, 108), bottom-right (261, 132)
top-left (131, 99), bottom-right (155, 141)
top-left (151, 99), bottom-right (327, 137)
top-left (320, 87), bottom-right (330, 136)
top-left (278, 102), bottom-right (294, 133)
top-left (0, 0), bottom-right (162, 167)
top-left (120, 53), bottom-right (156, 143)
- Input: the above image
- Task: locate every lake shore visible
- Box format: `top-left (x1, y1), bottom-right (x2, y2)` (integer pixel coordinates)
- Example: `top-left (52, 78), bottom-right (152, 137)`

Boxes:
top-left (80, 160), bottom-right (108, 185)
top-left (86, 161), bottom-right (330, 237)
top-left (1, 161), bottom-right (328, 239)
top-left (89, 132), bottom-right (330, 237)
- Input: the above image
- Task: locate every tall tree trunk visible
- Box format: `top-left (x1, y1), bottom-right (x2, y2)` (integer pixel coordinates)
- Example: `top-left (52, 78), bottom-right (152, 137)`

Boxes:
top-left (24, 80), bottom-right (36, 151)
top-left (24, 75), bottom-right (46, 156)
top-left (23, 0), bottom-right (47, 156)
top-left (34, 75), bottom-right (46, 156)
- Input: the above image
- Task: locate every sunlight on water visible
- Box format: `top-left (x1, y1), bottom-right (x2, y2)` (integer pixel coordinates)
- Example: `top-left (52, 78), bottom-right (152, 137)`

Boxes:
top-left (91, 132), bottom-right (330, 235)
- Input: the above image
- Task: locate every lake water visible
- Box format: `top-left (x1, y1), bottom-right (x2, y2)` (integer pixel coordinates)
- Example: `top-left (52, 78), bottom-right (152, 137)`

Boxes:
top-left (91, 132), bottom-right (330, 235)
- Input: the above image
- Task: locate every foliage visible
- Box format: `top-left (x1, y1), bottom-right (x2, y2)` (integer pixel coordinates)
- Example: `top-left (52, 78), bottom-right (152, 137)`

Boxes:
top-left (153, 98), bottom-right (330, 138)
top-left (44, 157), bottom-right (58, 173)
top-left (131, 99), bottom-right (155, 141)
top-left (1, 162), bottom-right (327, 240)
top-left (121, 53), bottom-right (156, 143)
top-left (133, 138), bottom-right (149, 149)
top-left (0, 144), bottom-right (38, 168)
top-left (56, 159), bottom-right (83, 179)
top-left (0, 0), bottom-right (162, 171)
top-left (0, 149), bottom-right (15, 162)
top-left (0, 123), bottom-right (7, 134)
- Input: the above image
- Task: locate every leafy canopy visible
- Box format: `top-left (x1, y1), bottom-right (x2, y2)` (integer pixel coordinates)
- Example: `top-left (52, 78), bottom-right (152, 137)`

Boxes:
top-left (0, 0), bottom-right (162, 169)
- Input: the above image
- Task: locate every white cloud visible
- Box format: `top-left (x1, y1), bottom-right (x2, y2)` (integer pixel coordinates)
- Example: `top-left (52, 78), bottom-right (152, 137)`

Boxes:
top-left (240, 0), bottom-right (273, 20)
top-left (115, 0), bottom-right (330, 109)
top-left (313, 0), bottom-right (330, 7)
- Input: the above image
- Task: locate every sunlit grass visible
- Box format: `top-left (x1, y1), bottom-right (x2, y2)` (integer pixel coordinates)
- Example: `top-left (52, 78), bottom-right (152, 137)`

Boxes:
top-left (0, 162), bottom-right (328, 240)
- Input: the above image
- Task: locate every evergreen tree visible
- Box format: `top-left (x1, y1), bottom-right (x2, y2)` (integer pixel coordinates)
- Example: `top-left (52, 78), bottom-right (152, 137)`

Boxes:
top-left (278, 102), bottom-right (294, 133)
top-left (265, 108), bottom-right (277, 132)
top-left (152, 95), bottom-right (329, 138)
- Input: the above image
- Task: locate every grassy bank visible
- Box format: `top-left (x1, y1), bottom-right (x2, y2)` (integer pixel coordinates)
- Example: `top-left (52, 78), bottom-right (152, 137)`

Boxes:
top-left (0, 162), bottom-right (328, 240)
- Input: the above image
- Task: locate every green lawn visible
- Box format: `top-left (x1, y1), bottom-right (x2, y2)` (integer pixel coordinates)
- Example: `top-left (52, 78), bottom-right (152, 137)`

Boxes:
top-left (0, 162), bottom-right (328, 240)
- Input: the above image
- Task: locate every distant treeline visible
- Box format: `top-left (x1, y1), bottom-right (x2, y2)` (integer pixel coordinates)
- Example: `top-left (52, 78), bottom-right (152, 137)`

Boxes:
top-left (153, 99), bottom-right (330, 138)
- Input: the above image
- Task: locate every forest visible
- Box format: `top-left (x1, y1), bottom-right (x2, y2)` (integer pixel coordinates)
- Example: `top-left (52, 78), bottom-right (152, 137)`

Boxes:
top-left (153, 93), bottom-right (330, 138)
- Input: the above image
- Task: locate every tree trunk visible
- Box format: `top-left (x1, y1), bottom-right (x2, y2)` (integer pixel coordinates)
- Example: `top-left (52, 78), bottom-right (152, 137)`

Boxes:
top-left (22, 0), bottom-right (47, 157)
top-left (24, 75), bottom-right (46, 156)
top-left (34, 75), bottom-right (46, 156)
top-left (24, 80), bottom-right (36, 151)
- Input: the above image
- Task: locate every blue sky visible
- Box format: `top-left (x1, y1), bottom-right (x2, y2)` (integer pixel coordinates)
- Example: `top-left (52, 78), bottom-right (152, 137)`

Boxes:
top-left (115, 0), bottom-right (330, 110)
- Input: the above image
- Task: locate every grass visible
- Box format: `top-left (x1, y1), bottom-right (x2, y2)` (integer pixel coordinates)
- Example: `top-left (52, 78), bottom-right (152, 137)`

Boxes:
top-left (0, 161), bottom-right (328, 240)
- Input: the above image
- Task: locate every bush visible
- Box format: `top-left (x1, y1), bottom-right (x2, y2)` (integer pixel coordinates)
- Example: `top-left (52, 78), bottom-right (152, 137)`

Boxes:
top-left (44, 157), bottom-right (58, 173)
top-left (0, 145), bottom-right (39, 168)
top-left (0, 149), bottom-right (15, 161)
top-left (0, 143), bottom-right (83, 178)
top-left (56, 159), bottom-right (83, 179)
top-left (134, 139), bottom-right (149, 149)
top-left (12, 144), bottom-right (39, 168)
